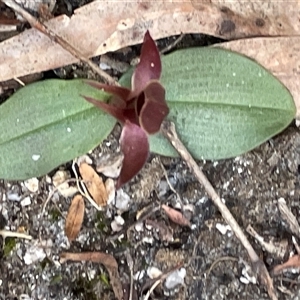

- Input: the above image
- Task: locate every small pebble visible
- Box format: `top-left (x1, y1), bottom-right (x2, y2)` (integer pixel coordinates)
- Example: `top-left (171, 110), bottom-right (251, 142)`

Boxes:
top-left (24, 178), bottom-right (39, 193)
top-left (97, 153), bottom-right (123, 178)
top-left (134, 222), bottom-right (144, 232)
top-left (147, 266), bottom-right (162, 279)
top-left (52, 170), bottom-right (78, 198)
top-left (216, 223), bottom-right (232, 235)
top-left (21, 196), bottom-right (31, 207)
top-left (105, 178), bottom-right (116, 205)
top-left (111, 215), bottom-right (125, 232)
top-left (115, 189), bottom-right (131, 212)
top-left (76, 155), bottom-right (93, 165)
top-left (24, 240), bottom-right (50, 265)
top-left (111, 220), bottom-right (122, 232)
top-left (115, 215), bottom-right (125, 226)
top-left (165, 268), bottom-right (186, 289)
top-left (7, 191), bottom-right (21, 202)
top-left (142, 236), bottom-right (154, 244)
top-left (134, 270), bottom-right (145, 280)
top-left (99, 62), bottom-right (111, 70)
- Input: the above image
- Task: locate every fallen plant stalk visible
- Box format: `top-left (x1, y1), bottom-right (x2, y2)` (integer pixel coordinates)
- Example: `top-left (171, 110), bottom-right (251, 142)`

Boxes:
top-left (0, 229), bottom-right (32, 240)
top-left (160, 120), bottom-right (277, 300)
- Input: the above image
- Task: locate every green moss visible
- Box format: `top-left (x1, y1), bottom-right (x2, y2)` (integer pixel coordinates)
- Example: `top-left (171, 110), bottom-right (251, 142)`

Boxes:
top-left (96, 211), bottom-right (109, 233)
top-left (3, 237), bottom-right (16, 257)
top-left (50, 274), bottom-right (63, 285)
top-left (49, 208), bottom-right (61, 221)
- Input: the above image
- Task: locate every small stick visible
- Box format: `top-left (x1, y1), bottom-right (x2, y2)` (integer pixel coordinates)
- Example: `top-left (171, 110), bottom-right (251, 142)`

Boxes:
top-left (160, 34), bottom-right (185, 54)
top-left (206, 256), bottom-right (239, 280)
top-left (160, 120), bottom-right (277, 300)
top-left (125, 250), bottom-right (134, 300)
top-left (0, 229), bottom-right (32, 240)
top-left (2, 0), bottom-right (118, 85)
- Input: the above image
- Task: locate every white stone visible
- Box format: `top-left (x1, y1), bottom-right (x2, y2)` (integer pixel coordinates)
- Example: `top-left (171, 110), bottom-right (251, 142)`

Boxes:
top-left (7, 191), bottom-right (21, 201)
top-left (111, 220), bottom-right (122, 232)
top-left (134, 270), bottom-right (145, 280)
top-left (24, 177), bottom-right (39, 193)
top-left (240, 276), bottom-right (250, 284)
top-left (115, 215), bottom-right (125, 226)
top-left (134, 222), bottom-right (144, 232)
top-left (105, 178), bottom-right (116, 205)
top-left (165, 268), bottom-right (186, 289)
top-left (147, 266), bottom-right (162, 279)
top-left (24, 242), bottom-right (46, 265)
top-left (142, 236), bottom-right (154, 244)
top-left (99, 62), bottom-right (111, 70)
top-left (115, 189), bottom-right (131, 212)
top-left (52, 170), bottom-right (78, 198)
top-left (216, 223), bottom-right (232, 235)
top-left (21, 196), bottom-right (31, 207)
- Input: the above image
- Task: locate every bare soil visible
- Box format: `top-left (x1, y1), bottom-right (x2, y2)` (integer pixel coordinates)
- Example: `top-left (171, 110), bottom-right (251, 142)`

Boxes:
top-left (0, 1), bottom-right (300, 300)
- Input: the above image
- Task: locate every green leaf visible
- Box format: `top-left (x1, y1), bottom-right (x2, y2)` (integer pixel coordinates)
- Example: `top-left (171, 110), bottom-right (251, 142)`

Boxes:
top-left (121, 47), bottom-right (296, 160)
top-left (0, 79), bottom-right (116, 180)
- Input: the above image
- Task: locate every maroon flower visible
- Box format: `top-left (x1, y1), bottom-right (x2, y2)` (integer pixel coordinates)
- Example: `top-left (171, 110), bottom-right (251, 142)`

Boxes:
top-left (83, 31), bottom-right (169, 188)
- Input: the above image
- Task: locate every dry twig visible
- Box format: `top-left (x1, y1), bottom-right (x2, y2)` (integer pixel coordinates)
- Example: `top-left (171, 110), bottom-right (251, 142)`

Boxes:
top-left (2, 0), bottom-right (118, 85)
top-left (160, 120), bottom-right (278, 300)
top-left (206, 256), bottom-right (239, 280)
top-left (278, 197), bottom-right (300, 236)
top-left (0, 229), bottom-right (32, 240)
top-left (160, 33), bottom-right (185, 54)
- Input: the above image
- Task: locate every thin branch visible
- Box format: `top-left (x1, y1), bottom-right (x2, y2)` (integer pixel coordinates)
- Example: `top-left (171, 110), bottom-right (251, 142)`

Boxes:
top-left (206, 256), bottom-right (239, 280)
top-left (0, 229), bottom-right (32, 240)
top-left (2, 0), bottom-right (118, 85)
top-left (160, 120), bottom-right (278, 300)
top-left (160, 33), bottom-right (185, 54)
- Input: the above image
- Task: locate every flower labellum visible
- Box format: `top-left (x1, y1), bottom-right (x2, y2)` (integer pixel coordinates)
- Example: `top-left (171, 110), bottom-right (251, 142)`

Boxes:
top-left (83, 31), bottom-right (169, 188)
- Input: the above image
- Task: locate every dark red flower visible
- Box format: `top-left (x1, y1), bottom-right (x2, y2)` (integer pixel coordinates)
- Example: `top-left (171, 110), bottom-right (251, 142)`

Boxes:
top-left (83, 31), bottom-right (169, 188)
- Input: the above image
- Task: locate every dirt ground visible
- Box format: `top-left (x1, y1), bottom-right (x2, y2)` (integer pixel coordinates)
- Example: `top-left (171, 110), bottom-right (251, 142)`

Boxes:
top-left (1, 1), bottom-right (300, 300)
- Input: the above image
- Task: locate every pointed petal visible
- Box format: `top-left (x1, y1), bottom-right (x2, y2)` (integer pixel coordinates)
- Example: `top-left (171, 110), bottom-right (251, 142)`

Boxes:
top-left (85, 80), bottom-right (130, 102)
top-left (138, 81), bottom-right (169, 134)
top-left (117, 121), bottom-right (149, 188)
top-left (83, 96), bottom-right (126, 123)
top-left (132, 31), bottom-right (161, 93)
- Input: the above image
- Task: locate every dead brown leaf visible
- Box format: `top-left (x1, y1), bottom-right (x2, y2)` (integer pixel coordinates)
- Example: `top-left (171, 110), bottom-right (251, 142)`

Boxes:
top-left (60, 251), bottom-right (123, 300)
top-left (65, 194), bottom-right (85, 242)
top-left (272, 255), bottom-right (300, 276)
top-left (79, 163), bottom-right (108, 207)
top-left (162, 204), bottom-right (191, 227)
top-left (1, 0), bottom-right (299, 82)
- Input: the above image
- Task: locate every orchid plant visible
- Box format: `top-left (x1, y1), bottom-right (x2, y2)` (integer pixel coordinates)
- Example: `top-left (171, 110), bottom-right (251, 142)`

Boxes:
top-left (83, 31), bottom-right (169, 188)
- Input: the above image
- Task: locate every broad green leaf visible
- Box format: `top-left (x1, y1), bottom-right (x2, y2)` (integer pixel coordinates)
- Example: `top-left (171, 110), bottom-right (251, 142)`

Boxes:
top-left (0, 79), bottom-right (116, 180)
top-left (121, 47), bottom-right (296, 160)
